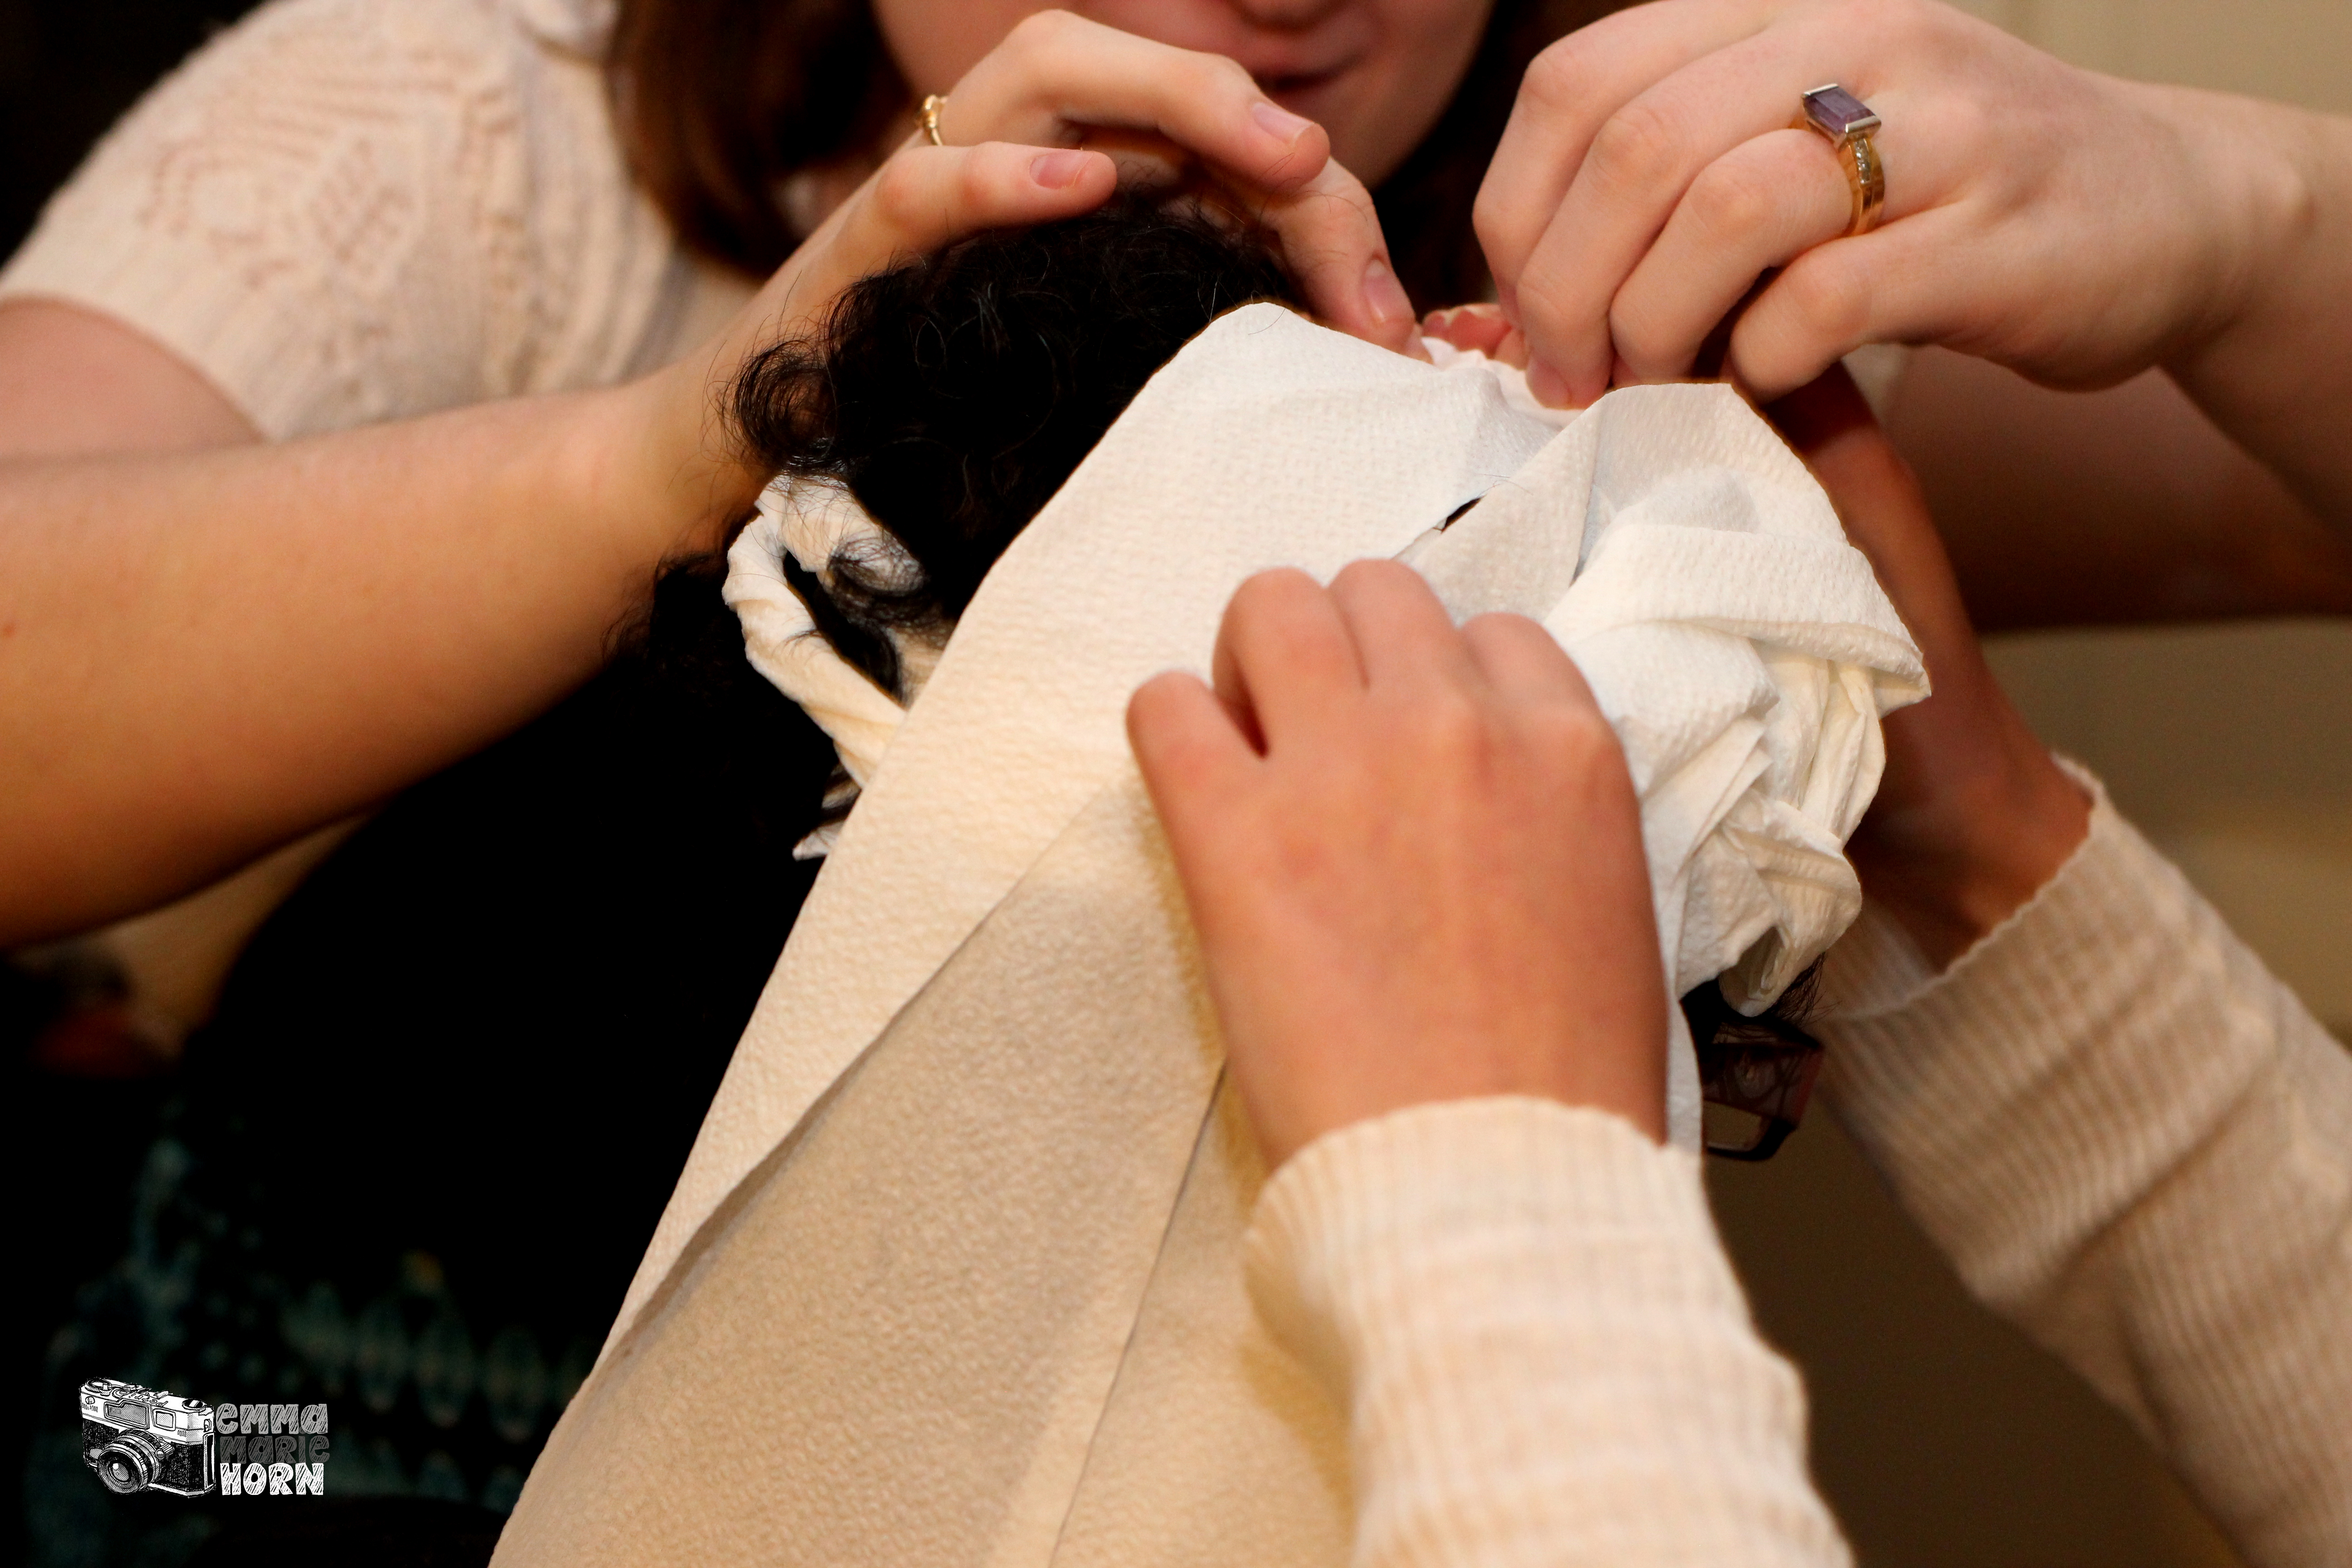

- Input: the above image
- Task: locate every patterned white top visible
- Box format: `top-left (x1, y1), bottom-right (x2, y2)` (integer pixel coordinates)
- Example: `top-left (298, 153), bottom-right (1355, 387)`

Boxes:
top-left (0, 0), bottom-right (753, 439)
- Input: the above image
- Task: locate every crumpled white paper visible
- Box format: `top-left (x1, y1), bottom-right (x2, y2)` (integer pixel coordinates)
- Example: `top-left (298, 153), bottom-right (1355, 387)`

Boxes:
top-left (495, 305), bottom-right (1925, 1568)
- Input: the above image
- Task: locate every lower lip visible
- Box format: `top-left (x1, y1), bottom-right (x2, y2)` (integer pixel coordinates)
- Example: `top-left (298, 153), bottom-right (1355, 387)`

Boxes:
top-left (1264, 69), bottom-right (1347, 108)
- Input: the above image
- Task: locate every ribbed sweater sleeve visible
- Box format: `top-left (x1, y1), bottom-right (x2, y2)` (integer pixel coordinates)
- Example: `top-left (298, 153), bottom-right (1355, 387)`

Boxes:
top-left (1821, 773), bottom-right (2352, 1566)
top-left (1245, 1098), bottom-right (1851, 1567)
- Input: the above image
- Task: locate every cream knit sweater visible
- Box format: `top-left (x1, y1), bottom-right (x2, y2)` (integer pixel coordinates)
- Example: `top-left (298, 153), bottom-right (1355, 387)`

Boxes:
top-left (11, 4), bottom-right (2350, 1560)
top-left (0, 0), bottom-right (752, 437)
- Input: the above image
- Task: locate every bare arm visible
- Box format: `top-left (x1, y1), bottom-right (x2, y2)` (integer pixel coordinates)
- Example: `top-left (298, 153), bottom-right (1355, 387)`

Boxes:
top-left (0, 12), bottom-right (1431, 948)
top-left (0, 302), bottom-right (259, 459)
top-left (0, 298), bottom-right (694, 945)
top-left (1476, 0), bottom-right (2352, 533)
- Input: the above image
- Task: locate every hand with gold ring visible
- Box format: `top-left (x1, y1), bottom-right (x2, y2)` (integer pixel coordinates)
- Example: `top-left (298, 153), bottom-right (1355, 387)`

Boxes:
top-left (654, 12), bottom-right (1429, 521)
top-left (864, 14), bottom-right (1421, 356)
top-left (1457, 0), bottom-right (2352, 519)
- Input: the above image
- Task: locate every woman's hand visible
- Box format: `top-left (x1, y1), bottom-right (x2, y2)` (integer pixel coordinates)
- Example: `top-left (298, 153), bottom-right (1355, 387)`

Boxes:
top-left (1127, 561), bottom-right (1668, 1170)
top-left (1767, 368), bottom-right (2090, 965)
top-left (640, 12), bottom-right (1419, 530)
top-left (1474, 0), bottom-right (2319, 415)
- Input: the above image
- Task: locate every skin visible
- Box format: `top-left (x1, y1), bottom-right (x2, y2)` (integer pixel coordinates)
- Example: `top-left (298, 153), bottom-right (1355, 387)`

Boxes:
top-left (1133, 368), bottom-right (2089, 1164)
top-left (0, 6), bottom-right (1456, 946)
top-left (876, 0), bottom-right (1495, 194)
top-left (1471, 0), bottom-right (2352, 533)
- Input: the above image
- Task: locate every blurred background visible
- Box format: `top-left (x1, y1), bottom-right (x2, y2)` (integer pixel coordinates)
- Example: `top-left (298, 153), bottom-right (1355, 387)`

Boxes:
top-left (5, 0), bottom-right (2347, 1563)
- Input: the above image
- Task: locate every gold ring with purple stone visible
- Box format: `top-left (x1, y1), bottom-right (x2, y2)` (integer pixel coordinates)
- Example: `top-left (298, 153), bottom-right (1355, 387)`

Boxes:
top-left (1797, 84), bottom-right (1886, 237)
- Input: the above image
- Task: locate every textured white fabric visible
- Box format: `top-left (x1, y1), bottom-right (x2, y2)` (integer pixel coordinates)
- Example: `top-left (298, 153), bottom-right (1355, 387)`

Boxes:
top-left (0, 0), bottom-right (751, 438)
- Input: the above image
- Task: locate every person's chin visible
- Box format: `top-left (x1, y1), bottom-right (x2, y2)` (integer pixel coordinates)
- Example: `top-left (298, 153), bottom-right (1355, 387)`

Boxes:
top-left (1270, 72), bottom-right (1429, 187)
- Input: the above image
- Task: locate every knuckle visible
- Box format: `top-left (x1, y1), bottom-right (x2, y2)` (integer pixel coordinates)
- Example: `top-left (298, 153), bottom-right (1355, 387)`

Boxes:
top-left (1470, 185), bottom-right (1513, 259)
top-left (1236, 565), bottom-right (1316, 610)
top-left (1776, 255), bottom-right (1869, 345)
top-left (1199, 52), bottom-right (1258, 98)
top-left (956, 152), bottom-right (998, 209)
top-left (871, 155), bottom-right (929, 226)
top-left (1584, 99), bottom-right (1683, 198)
top-left (1512, 249), bottom-right (1584, 343)
top-left (1530, 704), bottom-right (1620, 777)
top-left (1331, 557), bottom-right (1409, 596)
top-left (1606, 295), bottom-right (1672, 374)
top-left (1229, 568), bottom-right (1319, 634)
top-left (1685, 157), bottom-right (1779, 243)
top-left (1007, 7), bottom-right (1079, 51)
top-left (1519, 37), bottom-right (1598, 118)
top-left (1414, 692), bottom-right (1494, 765)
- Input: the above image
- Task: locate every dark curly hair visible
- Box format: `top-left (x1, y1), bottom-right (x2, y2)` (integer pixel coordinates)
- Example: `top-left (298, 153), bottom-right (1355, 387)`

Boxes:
top-left (725, 197), bottom-right (1302, 696)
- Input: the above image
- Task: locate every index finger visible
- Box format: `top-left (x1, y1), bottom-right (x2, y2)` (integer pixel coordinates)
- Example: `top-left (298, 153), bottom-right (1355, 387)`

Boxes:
top-left (951, 13), bottom-right (1420, 354)
top-left (1209, 569), bottom-right (1367, 754)
top-left (1476, 0), bottom-right (1772, 322)
top-left (948, 11), bottom-right (1336, 191)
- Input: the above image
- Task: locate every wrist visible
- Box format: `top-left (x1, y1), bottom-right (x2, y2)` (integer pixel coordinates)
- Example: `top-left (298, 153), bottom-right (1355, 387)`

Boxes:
top-left (576, 360), bottom-right (764, 564)
top-left (2152, 88), bottom-right (2352, 523)
top-left (1850, 725), bottom-right (2090, 970)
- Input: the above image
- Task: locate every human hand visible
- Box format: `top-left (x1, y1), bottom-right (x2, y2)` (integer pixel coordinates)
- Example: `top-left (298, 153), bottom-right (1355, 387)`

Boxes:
top-left (1126, 561), bottom-right (1668, 1170)
top-left (629, 12), bottom-right (1419, 535)
top-left (1767, 367), bottom-right (2089, 965)
top-left (1474, 0), bottom-right (2301, 409)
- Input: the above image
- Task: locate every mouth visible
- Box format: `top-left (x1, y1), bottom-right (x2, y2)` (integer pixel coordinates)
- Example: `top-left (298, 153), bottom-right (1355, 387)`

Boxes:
top-left (1258, 63), bottom-right (1351, 107)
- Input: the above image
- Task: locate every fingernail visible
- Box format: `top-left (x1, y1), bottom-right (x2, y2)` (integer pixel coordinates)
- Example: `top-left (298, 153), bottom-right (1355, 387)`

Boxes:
top-left (1423, 307), bottom-right (1454, 331)
top-left (1526, 357), bottom-right (1575, 408)
top-left (1362, 257), bottom-right (1412, 329)
top-left (1030, 149), bottom-right (1091, 189)
top-left (1251, 100), bottom-right (1314, 144)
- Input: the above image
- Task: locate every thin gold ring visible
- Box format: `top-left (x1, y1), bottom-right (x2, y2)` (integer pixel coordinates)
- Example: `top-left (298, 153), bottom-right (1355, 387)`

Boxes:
top-left (919, 93), bottom-right (949, 147)
top-left (1795, 83), bottom-right (1886, 237)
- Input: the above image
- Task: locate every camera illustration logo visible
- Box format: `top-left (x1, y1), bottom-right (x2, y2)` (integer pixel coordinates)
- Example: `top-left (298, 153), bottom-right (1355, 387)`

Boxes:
top-left (78, 1380), bottom-right (216, 1498)
top-left (80, 1379), bottom-right (329, 1498)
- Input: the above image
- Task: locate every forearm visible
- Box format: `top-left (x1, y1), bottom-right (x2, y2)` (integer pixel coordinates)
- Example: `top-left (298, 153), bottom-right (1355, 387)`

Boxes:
top-left (1822, 780), bottom-right (2352, 1566)
top-left (1248, 1099), bottom-right (1850, 1567)
top-left (2153, 84), bottom-right (2352, 532)
top-left (0, 372), bottom-right (731, 943)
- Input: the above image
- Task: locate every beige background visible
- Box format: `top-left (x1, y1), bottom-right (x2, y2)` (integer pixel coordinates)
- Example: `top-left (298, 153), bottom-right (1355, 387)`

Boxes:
top-left (1710, 2), bottom-right (2351, 1563)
